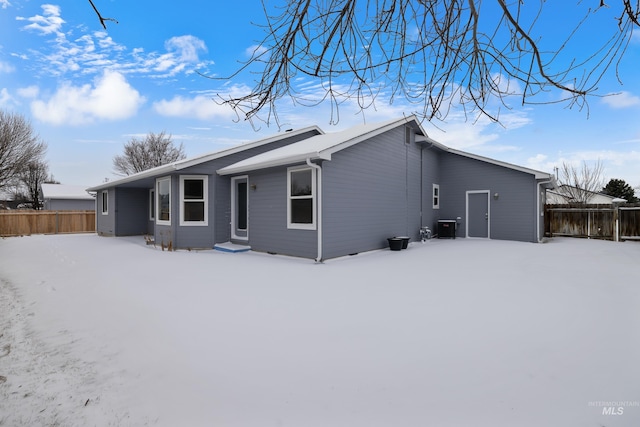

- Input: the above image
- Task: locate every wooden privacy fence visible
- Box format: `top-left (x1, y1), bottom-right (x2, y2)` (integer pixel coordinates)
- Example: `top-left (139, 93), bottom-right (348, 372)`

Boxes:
top-left (0, 210), bottom-right (95, 237)
top-left (545, 204), bottom-right (640, 241)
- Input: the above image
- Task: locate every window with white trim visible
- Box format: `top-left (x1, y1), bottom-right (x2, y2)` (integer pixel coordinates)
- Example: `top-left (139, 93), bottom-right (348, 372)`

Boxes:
top-left (180, 175), bottom-right (208, 226)
top-left (101, 190), bottom-right (108, 215)
top-left (149, 189), bottom-right (155, 220)
top-left (156, 177), bottom-right (171, 225)
top-left (433, 184), bottom-right (440, 209)
top-left (287, 166), bottom-right (315, 229)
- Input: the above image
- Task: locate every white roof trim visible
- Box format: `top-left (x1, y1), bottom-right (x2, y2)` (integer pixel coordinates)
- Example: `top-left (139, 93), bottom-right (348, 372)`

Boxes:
top-left (87, 126), bottom-right (324, 191)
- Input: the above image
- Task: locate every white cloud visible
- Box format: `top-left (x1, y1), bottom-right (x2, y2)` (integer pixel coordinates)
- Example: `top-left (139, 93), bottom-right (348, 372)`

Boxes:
top-left (0, 61), bottom-right (15, 73)
top-left (17, 85), bottom-right (39, 98)
top-left (0, 88), bottom-right (13, 107)
top-left (153, 94), bottom-right (235, 121)
top-left (17, 7), bottom-right (211, 80)
top-left (137, 35), bottom-right (210, 77)
top-left (529, 150), bottom-right (640, 187)
top-left (1, 0), bottom-right (11, 9)
top-left (17, 4), bottom-right (65, 36)
top-left (491, 73), bottom-right (522, 97)
top-left (422, 109), bottom-right (529, 154)
top-left (601, 91), bottom-right (640, 109)
top-left (165, 35), bottom-right (207, 62)
top-left (525, 154), bottom-right (552, 173)
top-left (425, 120), bottom-right (499, 150)
top-left (31, 70), bottom-right (145, 125)
top-left (245, 44), bottom-right (268, 58)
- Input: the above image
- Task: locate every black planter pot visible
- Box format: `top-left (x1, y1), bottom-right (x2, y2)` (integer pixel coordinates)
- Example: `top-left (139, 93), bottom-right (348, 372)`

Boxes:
top-left (396, 236), bottom-right (410, 249)
top-left (387, 237), bottom-right (403, 251)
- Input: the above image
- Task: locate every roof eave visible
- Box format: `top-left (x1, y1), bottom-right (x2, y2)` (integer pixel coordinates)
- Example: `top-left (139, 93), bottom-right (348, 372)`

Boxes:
top-left (174, 125), bottom-right (325, 171)
top-left (87, 164), bottom-right (177, 191)
top-left (46, 196), bottom-right (95, 201)
top-left (218, 152), bottom-right (331, 176)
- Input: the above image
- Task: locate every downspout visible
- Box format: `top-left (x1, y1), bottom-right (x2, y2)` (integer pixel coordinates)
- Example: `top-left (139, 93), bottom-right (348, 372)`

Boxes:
top-left (536, 179), bottom-right (553, 242)
top-left (306, 158), bottom-right (323, 262)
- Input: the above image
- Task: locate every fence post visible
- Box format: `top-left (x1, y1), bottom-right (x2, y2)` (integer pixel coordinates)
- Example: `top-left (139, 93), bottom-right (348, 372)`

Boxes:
top-left (613, 204), bottom-right (619, 242)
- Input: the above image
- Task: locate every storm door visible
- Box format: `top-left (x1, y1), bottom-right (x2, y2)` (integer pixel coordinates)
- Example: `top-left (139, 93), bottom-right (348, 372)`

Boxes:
top-left (466, 190), bottom-right (490, 238)
top-left (231, 176), bottom-right (249, 240)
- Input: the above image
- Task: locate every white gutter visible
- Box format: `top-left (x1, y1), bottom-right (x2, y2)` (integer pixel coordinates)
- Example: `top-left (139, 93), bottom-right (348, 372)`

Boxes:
top-left (306, 158), bottom-right (323, 263)
top-left (537, 179), bottom-right (554, 242)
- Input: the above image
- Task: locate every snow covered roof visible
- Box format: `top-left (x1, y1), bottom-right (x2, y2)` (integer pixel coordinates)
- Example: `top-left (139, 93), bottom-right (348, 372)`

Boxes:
top-left (547, 185), bottom-right (621, 204)
top-left (41, 184), bottom-right (95, 200)
top-left (87, 125), bottom-right (324, 191)
top-left (218, 116), bottom-right (429, 175)
top-left (218, 115), bottom-right (553, 181)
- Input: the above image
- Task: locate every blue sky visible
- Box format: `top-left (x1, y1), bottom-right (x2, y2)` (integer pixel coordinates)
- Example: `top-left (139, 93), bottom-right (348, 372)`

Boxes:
top-left (1, 0), bottom-right (640, 189)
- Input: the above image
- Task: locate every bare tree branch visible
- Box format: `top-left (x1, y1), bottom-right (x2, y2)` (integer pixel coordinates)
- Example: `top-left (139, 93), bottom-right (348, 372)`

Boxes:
top-left (210, 0), bottom-right (640, 127)
top-left (113, 131), bottom-right (186, 176)
top-left (18, 161), bottom-right (49, 210)
top-left (0, 110), bottom-right (47, 192)
top-left (558, 160), bottom-right (605, 204)
top-left (88, 0), bottom-right (118, 30)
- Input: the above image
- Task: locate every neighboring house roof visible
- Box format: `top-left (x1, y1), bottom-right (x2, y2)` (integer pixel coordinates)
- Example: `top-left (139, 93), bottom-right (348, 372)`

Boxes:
top-left (87, 125), bottom-right (324, 192)
top-left (547, 185), bottom-right (622, 204)
top-left (218, 115), bottom-right (554, 181)
top-left (41, 184), bottom-right (95, 200)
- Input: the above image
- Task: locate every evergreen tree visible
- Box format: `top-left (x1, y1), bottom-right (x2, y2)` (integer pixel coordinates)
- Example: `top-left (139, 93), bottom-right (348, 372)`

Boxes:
top-left (602, 179), bottom-right (638, 203)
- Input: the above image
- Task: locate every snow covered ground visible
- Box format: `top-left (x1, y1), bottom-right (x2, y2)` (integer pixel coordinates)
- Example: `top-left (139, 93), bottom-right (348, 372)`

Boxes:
top-left (0, 234), bottom-right (639, 427)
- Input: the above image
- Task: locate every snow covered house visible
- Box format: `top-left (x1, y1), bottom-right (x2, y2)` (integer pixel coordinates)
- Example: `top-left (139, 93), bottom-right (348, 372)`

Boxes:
top-left (88, 116), bottom-right (555, 261)
top-left (41, 184), bottom-right (95, 210)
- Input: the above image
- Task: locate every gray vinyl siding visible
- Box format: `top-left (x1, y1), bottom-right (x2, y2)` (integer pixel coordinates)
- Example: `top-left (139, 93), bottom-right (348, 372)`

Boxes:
top-left (215, 174), bottom-right (232, 244)
top-left (421, 146), bottom-right (441, 234)
top-left (95, 129), bottom-right (320, 249)
top-left (153, 172), bottom-right (215, 249)
top-left (244, 166), bottom-right (317, 259)
top-left (321, 126), bottom-right (423, 259)
top-left (44, 199), bottom-right (95, 211)
top-left (210, 130), bottom-right (321, 246)
top-left (96, 188), bottom-right (115, 236)
top-left (115, 188), bottom-right (149, 236)
top-left (439, 153), bottom-right (538, 242)
top-left (174, 174), bottom-right (215, 249)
